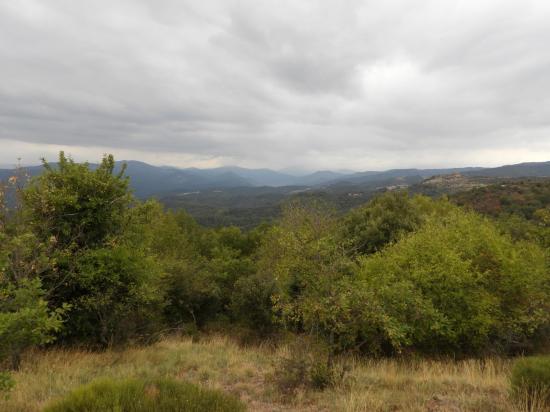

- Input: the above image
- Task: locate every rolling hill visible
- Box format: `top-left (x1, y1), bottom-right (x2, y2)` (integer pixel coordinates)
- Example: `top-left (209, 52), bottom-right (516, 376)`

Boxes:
top-left (2, 159), bottom-right (550, 228)
top-left (463, 161), bottom-right (550, 178)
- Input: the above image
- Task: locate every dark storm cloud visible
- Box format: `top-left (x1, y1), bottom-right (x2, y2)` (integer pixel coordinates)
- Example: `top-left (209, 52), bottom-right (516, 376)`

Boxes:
top-left (0, 0), bottom-right (549, 169)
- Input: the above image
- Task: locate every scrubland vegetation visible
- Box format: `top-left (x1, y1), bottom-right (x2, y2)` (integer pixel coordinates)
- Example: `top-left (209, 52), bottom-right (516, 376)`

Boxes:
top-left (1, 153), bottom-right (550, 411)
top-left (0, 335), bottom-right (536, 412)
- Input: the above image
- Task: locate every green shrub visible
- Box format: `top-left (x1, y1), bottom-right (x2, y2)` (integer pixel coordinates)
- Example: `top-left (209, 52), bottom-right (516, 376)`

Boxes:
top-left (60, 246), bottom-right (164, 347)
top-left (341, 191), bottom-right (424, 256)
top-left (230, 272), bottom-right (276, 335)
top-left (0, 278), bottom-right (66, 369)
top-left (355, 209), bottom-right (550, 356)
top-left (20, 153), bottom-right (164, 347)
top-left (23, 152), bottom-right (131, 249)
top-left (511, 356), bottom-right (550, 406)
top-left (43, 377), bottom-right (246, 412)
top-left (0, 372), bottom-right (14, 398)
top-left (271, 337), bottom-right (343, 395)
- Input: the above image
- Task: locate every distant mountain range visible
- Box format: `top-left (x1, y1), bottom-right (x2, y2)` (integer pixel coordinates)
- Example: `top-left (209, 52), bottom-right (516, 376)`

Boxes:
top-left (1, 160), bottom-right (550, 199)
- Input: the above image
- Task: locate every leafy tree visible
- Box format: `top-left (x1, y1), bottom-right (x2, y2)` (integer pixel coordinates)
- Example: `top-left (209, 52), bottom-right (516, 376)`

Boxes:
top-left (496, 213), bottom-right (550, 249)
top-left (258, 200), bottom-right (354, 350)
top-left (341, 192), bottom-right (420, 255)
top-left (163, 260), bottom-right (222, 327)
top-left (340, 192), bottom-right (453, 256)
top-left (128, 201), bottom-right (266, 329)
top-left (0, 230), bottom-right (61, 362)
top-left (161, 225), bottom-right (257, 327)
top-left (451, 179), bottom-right (550, 220)
top-left (21, 153), bottom-right (162, 346)
top-left (62, 246), bottom-right (163, 346)
top-left (355, 207), bottom-right (550, 356)
top-left (230, 271), bottom-right (277, 334)
top-left (0, 168), bottom-right (65, 370)
top-left (4, 150), bottom-right (550, 361)
top-left (534, 207), bottom-right (550, 226)
top-left (262, 195), bottom-right (550, 356)
top-left (0, 278), bottom-right (65, 369)
top-left (123, 202), bottom-right (216, 328)
top-left (23, 152), bottom-right (131, 249)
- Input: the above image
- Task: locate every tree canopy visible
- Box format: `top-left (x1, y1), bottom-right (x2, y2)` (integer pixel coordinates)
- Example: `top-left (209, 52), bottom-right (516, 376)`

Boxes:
top-left (1, 152), bottom-right (550, 380)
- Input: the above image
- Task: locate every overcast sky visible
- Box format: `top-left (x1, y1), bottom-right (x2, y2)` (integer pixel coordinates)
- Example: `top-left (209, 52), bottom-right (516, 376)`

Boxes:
top-left (1, 0), bottom-right (550, 171)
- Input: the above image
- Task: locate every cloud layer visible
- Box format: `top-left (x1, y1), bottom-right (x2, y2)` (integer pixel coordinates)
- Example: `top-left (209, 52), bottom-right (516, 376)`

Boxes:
top-left (1, 0), bottom-right (550, 170)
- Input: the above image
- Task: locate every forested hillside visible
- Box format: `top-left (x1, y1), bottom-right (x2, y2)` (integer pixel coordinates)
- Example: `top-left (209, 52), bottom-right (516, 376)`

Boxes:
top-left (2, 160), bottom-right (550, 230)
top-left (451, 178), bottom-right (550, 219)
top-left (1, 154), bottom-right (550, 411)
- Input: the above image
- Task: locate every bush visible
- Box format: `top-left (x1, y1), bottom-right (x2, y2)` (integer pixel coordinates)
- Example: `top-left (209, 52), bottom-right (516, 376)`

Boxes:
top-left (43, 377), bottom-right (246, 412)
top-left (230, 272), bottom-right (276, 335)
top-left (56, 246), bottom-right (164, 346)
top-left (511, 356), bottom-right (550, 406)
top-left (258, 200), bottom-right (354, 344)
top-left (271, 337), bottom-right (343, 395)
top-left (23, 152), bottom-right (131, 249)
top-left (163, 259), bottom-right (223, 327)
top-left (355, 209), bottom-right (550, 356)
top-left (341, 191), bottom-right (424, 256)
top-left (0, 278), bottom-right (65, 369)
top-left (19, 153), bottom-right (165, 347)
top-left (0, 372), bottom-right (14, 398)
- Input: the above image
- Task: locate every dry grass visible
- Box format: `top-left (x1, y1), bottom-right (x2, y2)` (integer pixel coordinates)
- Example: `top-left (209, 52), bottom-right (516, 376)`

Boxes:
top-left (0, 336), bottom-right (546, 412)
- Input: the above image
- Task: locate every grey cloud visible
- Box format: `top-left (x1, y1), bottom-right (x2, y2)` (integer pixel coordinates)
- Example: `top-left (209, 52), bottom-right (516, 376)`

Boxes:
top-left (0, 0), bottom-right (550, 169)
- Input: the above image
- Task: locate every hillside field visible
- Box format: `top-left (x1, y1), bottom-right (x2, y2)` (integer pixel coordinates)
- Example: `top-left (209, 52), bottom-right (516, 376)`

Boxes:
top-left (1, 335), bottom-right (538, 412)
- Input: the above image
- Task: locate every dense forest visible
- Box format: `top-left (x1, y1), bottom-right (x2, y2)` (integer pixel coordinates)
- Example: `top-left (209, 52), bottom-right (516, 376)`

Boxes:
top-left (1, 154), bottom-right (550, 409)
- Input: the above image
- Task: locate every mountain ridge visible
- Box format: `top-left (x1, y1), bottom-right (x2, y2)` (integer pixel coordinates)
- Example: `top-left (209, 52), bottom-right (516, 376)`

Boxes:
top-left (2, 160), bottom-right (550, 199)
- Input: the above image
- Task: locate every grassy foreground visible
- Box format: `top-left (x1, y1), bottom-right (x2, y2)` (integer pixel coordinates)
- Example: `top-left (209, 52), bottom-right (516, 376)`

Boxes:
top-left (0, 335), bottom-right (541, 412)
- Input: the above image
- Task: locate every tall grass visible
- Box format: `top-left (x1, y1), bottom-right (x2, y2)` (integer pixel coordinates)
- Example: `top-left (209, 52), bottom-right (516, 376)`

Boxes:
top-left (0, 335), bottom-right (546, 412)
top-left (511, 356), bottom-right (550, 412)
top-left (43, 377), bottom-right (245, 412)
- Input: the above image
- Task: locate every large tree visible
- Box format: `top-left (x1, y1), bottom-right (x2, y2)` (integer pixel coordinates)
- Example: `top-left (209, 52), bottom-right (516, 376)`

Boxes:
top-left (23, 152), bottom-right (131, 249)
top-left (22, 152), bottom-right (163, 346)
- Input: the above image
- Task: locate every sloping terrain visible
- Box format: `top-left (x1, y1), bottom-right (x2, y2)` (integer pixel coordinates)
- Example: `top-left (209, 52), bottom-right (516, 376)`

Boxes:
top-left (450, 178), bottom-right (550, 219)
top-left (1, 335), bottom-right (518, 412)
top-left (463, 161), bottom-right (550, 178)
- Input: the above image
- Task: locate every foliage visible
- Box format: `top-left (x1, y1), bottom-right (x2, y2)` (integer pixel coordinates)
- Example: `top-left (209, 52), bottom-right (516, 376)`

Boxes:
top-left (125, 200), bottom-right (262, 329)
top-left (495, 213), bottom-right (550, 249)
top-left (18, 153), bottom-right (164, 346)
top-left (510, 356), bottom-right (550, 406)
top-left (0, 372), bottom-right (14, 398)
top-left (23, 152), bottom-right (131, 249)
top-left (341, 191), bottom-right (423, 255)
top-left (163, 257), bottom-right (223, 327)
top-left (260, 194), bottom-right (550, 356)
top-left (271, 336), bottom-right (343, 395)
top-left (340, 192), bottom-right (455, 256)
top-left (534, 206), bottom-right (550, 226)
top-left (0, 231), bottom-right (51, 284)
top-left (43, 377), bottom-right (246, 412)
top-left (163, 248), bottom-right (257, 328)
top-left (3, 151), bottom-right (550, 363)
top-left (0, 278), bottom-right (65, 369)
top-left (452, 179), bottom-right (550, 220)
top-left (0, 162), bottom-right (65, 376)
top-left (355, 208), bottom-right (550, 356)
top-left (59, 246), bottom-right (164, 346)
top-left (258, 200), bottom-right (355, 350)
top-left (230, 271), bottom-right (277, 334)
top-left (446, 179), bottom-right (550, 250)
top-left (0, 164), bottom-right (52, 285)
